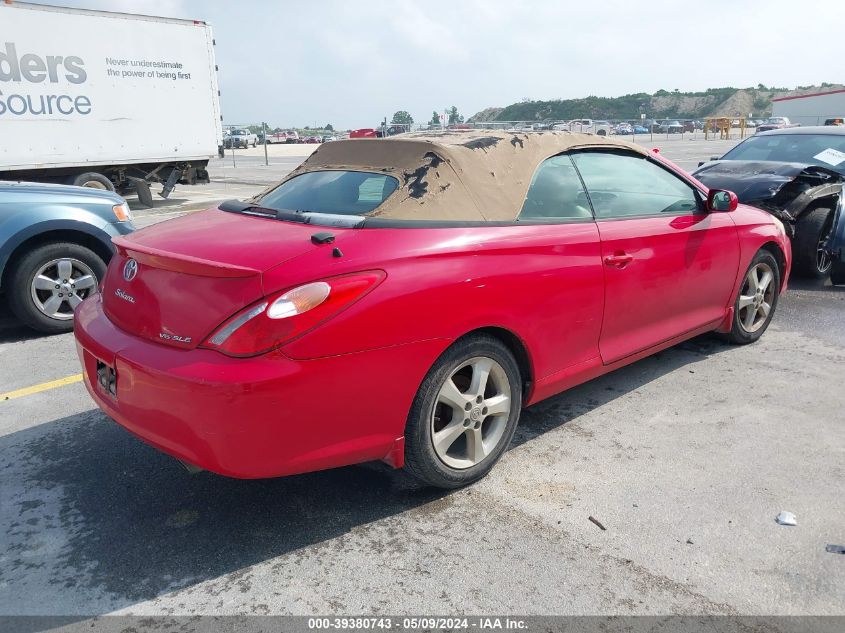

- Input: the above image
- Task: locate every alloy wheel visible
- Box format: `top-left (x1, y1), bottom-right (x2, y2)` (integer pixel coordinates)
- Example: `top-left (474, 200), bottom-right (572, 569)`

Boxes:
top-left (817, 231), bottom-right (832, 275)
top-left (29, 258), bottom-right (98, 320)
top-left (737, 262), bottom-right (775, 333)
top-left (430, 356), bottom-right (512, 470)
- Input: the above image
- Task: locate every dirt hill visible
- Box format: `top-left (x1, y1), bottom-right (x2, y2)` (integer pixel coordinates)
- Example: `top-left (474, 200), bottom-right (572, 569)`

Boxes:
top-left (468, 84), bottom-right (845, 123)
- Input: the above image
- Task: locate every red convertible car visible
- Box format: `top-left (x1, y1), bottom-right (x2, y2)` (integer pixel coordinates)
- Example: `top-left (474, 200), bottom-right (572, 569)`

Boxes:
top-left (75, 131), bottom-right (791, 488)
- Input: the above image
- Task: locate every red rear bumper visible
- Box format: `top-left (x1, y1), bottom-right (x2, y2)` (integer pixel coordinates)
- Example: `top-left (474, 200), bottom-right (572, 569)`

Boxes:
top-left (74, 296), bottom-right (446, 478)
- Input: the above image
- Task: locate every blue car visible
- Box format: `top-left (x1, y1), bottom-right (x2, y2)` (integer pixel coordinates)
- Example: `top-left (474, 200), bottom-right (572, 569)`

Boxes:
top-left (0, 182), bottom-right (135, 333)
top-left (633, 125), bottom-right (649, 134)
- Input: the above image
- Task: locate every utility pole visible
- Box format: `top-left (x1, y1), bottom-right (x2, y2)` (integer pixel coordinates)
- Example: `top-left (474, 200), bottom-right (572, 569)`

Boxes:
top-left (263, 122), bottom-right (268, 166)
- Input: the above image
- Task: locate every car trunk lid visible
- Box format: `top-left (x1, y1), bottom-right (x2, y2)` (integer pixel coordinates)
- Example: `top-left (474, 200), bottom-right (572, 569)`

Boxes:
top-left (101, 207), bottom-right (349, 349)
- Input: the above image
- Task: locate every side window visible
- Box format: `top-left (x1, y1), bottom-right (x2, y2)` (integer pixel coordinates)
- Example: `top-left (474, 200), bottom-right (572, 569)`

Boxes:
top-left (571, 152), bottom-right (702, 218)
top-left (519, 154), bottom-right (593, 220)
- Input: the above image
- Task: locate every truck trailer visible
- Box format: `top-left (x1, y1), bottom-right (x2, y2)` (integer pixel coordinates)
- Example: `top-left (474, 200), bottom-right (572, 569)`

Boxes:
top-left (0, 1), bottom-right (223, 205)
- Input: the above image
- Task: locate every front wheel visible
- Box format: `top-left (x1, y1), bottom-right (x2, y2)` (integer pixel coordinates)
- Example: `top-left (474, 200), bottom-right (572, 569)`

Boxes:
top-left (793, 207), bottom-right (833, 279)
top-left (403, 335), bottom-right (522, 488)
top-left (7, 242), bottom-right (106, 334)
top-left (724, 249), bottom-right (781, 345)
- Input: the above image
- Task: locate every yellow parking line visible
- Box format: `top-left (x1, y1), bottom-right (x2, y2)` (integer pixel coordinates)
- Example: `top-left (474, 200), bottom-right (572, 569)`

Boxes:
top-left (1, 374), bottom-right (83, 401)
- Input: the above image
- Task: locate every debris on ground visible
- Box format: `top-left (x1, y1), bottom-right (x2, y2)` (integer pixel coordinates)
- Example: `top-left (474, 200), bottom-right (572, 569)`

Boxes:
top-left (825, 544), bottom-right (845, 555)
top-left (775, 511), bottom-right (797, 526)
top-left (588, 515), bottom-right (606, 531)
top-left (686, 538), bottom-right (694, 545)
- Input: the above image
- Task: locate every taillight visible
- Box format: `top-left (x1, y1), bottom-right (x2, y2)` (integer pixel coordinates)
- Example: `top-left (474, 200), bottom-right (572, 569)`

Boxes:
top-left (201, 271), bottom-right (386, 357)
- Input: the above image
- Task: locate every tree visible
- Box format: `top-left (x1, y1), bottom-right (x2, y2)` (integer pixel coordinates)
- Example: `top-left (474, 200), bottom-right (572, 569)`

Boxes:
top-left (324, 123), bottom-right (334, 131)
top-left (391, 110), bottom-right (414, 126)
top-left (447, 105), bottom-right (463, 125)
top-left (429, 110), bottom-right (441, 126)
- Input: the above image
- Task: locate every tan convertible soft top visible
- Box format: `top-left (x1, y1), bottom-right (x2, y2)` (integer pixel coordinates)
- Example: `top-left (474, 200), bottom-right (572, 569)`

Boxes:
top-left (276, 130), bottom-right (651, 222)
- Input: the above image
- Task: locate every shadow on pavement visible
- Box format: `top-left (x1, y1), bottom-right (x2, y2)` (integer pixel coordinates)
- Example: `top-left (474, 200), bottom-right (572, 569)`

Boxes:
top-left (0, 334), bottom-right (734, 613)
top-left (786, 277), bottom-right (845, 293)
top-left (0, 304), bottom-right (57, 344)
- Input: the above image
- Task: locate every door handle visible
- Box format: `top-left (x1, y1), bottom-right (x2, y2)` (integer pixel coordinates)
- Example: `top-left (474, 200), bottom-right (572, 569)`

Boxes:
top-left (604, 253), bottom-right (633, 268)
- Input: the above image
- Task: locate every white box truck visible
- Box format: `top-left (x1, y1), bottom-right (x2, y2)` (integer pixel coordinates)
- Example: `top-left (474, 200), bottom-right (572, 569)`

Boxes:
top-left (0, 1), bottom-right (223, 205)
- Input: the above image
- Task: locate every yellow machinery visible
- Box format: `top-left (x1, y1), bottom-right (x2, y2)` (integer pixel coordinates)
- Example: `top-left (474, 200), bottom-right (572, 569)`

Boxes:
top-left (704, 117), bottom-right (746, 140)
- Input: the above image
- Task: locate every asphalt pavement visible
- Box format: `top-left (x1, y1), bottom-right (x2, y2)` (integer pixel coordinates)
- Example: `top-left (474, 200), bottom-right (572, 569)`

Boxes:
top-left (1, 134), bottom-right (843, 618)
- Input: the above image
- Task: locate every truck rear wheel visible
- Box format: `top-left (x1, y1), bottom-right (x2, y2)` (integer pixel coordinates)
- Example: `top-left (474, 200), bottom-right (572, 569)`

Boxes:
top-left (71, 172), bottom-right (115, 192)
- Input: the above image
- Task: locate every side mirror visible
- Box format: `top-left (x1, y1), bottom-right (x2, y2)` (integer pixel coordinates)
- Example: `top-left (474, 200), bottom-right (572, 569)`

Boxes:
top-left (707, 189), bottom-right (738, 212)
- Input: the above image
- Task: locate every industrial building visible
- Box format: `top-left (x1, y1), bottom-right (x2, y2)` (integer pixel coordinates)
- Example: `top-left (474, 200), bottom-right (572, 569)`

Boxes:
top-left (771, 88), bottom-right (845, 126)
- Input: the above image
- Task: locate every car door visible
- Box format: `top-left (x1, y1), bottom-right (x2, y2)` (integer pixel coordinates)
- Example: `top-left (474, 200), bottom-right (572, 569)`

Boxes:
top-left (515, 154), bottom-right (604, 377)
top-left (571, 150), bottom-right (740, 364)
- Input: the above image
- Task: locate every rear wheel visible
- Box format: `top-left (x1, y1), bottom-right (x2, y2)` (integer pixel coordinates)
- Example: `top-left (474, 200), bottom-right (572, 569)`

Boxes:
top-left (7, 242), bottom-right (106, 334)
top-left (724, 249), bottom-right (781, 345)
top-left (403, 335), bottom-right (522, 489)
top-left (71, 172), bottom-right (115, 192)
top-left (793, 207), bottom-right (833, 279)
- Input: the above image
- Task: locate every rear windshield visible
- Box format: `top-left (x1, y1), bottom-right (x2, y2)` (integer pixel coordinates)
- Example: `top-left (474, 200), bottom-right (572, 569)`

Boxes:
top-left (256, 170), bottom-right (400, 215)
top-left (721, 134), bottom-right (845, 174)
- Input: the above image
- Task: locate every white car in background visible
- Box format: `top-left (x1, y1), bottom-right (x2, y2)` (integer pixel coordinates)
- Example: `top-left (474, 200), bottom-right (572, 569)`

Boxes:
top-left (225, 129), bottom-right (258, 148)
top-left (566, 119), bottom-right (611, 136)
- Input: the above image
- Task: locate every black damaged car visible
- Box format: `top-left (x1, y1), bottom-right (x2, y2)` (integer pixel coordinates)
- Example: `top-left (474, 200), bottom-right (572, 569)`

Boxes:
top-left (694, 126), bottom-right (845, 282)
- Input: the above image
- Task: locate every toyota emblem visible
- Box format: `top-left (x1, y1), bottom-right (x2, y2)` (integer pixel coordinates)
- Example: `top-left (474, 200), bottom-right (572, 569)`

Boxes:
top-left (123, 258), bottom-right (138, 282)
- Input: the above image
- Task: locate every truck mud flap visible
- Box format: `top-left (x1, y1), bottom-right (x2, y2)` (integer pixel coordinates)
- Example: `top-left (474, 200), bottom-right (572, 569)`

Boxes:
top-left (126, 176), bottom-right (154, 208)
top-left (159, 168), bottom-right (181, 199)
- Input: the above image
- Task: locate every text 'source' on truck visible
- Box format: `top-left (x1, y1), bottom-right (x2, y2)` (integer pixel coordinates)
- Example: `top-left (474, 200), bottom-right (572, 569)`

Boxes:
top-left (0, 1), bottom-right (224, 207)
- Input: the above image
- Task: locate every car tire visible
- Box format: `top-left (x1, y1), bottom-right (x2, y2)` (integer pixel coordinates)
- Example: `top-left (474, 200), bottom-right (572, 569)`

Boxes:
top-left (403, 334), bottom-right (522, 489)
top-left (7, 241), bottom-right (107, 334)
top-left (793, 206), bottom-right (833, 279)
top-left (71, 172), bottom-right (115, 192)
top-left (723, 249), bottom-right (781, 345)
top-left (831, 259), bottom-right (845, 286)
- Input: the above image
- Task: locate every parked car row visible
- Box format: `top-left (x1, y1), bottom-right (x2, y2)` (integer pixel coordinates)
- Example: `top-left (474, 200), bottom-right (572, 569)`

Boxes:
top-left (544, 119), bottom-right (705, 135)
top-left (265, 132), bottom-right (337, 144)
top-left (515, 118), bottom-right (815, 136)
top-left (228, 129), bottom-right (340, 146)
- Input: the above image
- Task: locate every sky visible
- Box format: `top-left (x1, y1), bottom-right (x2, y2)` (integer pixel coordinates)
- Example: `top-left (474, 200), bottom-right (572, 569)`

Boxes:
top-left (23, 0), bottom-right (845, 129)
